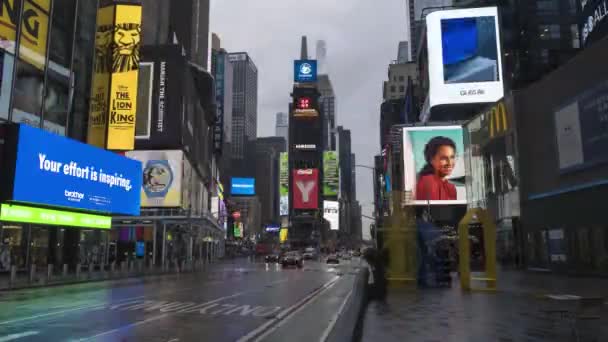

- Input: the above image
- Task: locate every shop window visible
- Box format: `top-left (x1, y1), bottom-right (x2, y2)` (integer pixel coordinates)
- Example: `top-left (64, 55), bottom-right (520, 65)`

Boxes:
top-left (539, 24), bottom-right (560, 40)
top-left (0, 225), bottom-right (26, 270)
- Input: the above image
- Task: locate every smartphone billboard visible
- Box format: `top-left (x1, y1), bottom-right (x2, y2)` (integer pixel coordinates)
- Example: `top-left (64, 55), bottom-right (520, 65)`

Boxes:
top-left (402, 126), bottom-right (467, 205)
top-left (426, 7), bottom-right (503, 107)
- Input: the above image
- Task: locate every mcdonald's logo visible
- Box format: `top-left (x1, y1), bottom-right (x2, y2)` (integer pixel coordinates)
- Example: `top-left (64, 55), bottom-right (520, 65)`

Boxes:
top-left (488, 101), bottom-right (508, 138)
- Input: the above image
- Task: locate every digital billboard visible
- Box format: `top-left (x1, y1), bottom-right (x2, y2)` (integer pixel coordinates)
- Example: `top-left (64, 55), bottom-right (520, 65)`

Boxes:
top-left (426, 7), bottom-right (503, 107)
top-left (125, 150), bottom-right (183, 207)
top-left (279, 152), bottom-right (289, 216)
top-left (323, 201), bottom-right (339, 231)
top-left (2, 124), bottom-right (142, 215)
top-left (293, 169), bottom-right (319, 210)
top-left (294, 60), bottom-right (317, 83)
top-left (323, 151), bottom-right (339, 197)
top-left (580, 0), bottom-right (608, 47)
top-left (231, 177), bottom-right (255, 196)
top-left (402, 126), bottom-right (467, 205)
top-left (0, 204), bottom-right (111, 229)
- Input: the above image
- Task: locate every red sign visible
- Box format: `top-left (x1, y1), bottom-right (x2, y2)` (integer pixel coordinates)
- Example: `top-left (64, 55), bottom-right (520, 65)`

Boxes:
top-left (296, 97), bottom-right (311, 110)
top-left (292, 169), bottom-right (319, 209)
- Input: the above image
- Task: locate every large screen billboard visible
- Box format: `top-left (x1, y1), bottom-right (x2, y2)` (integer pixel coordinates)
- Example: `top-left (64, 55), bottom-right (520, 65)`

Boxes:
top-left (2, 124), bottom-right (142, 215)
top-left (294, 60), bottom-right (317, 83)
top-left (426, 7), bottom-right (503, 107)
top-left (293, 169), bottom-right (319, 210)
top-left (126, 150), bottom-right (183, 207)
top-left (323, 151), bottom-right (339, 197)
top-left (402, 126), bottom-right (467, 205)
top-left (323, 200), bottom-right (339, 231)
top-left (279, 152), bottom-right (289, 216)
top-left (231, 177), bottom-right (255, 196)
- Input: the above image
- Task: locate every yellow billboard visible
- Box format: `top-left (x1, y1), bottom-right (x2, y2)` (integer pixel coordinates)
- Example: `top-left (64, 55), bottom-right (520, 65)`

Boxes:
top-left (0, 0), bottom-right (50, 70)
top-left (87, 3), bottom-right (142, 151)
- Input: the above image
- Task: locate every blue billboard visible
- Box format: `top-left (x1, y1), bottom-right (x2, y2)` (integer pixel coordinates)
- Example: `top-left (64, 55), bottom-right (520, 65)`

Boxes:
top-left (294, 60), bottom-right (317, 83)
top-left (4, 124), bottom-right (142, 215)
top-left (231, 177), bottom-right (255, 196)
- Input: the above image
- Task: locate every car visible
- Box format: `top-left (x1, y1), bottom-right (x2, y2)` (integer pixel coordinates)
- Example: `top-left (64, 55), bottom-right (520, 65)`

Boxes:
top-left (265, 254), bottom-right (280, 263)
top-left (281, 251), bottom-right (303, 268)
top-left (326, 254), bottom-right (340, 264)
top-left (302, 247), bottom-right (316, 260)
top-left (341, 253), bottom-right (352, 260)
top-left (352, 250), bottom-right (361, 257)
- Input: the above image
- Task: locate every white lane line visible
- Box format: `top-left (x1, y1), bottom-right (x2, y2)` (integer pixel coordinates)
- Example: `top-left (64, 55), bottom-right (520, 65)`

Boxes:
top-left (0, 331), bottom-right (40, 341)
top-left (0, 296), bottom-right (147, 325)
top-left (75, 314), bottom-right (168, 341)
top-left (236, 276), bottom-right (341, 342)
top-left (319, 289), bottom-right (353, 342)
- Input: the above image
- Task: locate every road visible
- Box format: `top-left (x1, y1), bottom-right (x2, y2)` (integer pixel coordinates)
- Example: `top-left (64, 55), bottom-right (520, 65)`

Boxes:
top-left (0, 258), bottom-right (360, 342)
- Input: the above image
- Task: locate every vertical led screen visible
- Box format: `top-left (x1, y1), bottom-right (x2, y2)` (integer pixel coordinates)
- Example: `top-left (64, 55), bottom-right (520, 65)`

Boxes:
top-left (279, 152), bottom-right (289, 215)
top-left (402, 126), bottom-right (467, 205)
top-left (292, 169), bottom-right (319, 210)
top-left (426, 7), bottom-right (503, 107)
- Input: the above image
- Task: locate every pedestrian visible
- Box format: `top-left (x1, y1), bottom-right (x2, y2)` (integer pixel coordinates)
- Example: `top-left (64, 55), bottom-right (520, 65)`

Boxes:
top-left (362, 248), bottom-right (387, 302)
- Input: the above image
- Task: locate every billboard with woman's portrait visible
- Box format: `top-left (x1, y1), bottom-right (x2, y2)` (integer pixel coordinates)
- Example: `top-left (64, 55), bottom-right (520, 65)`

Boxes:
top-left (402, 126), bottom-right (467, 205)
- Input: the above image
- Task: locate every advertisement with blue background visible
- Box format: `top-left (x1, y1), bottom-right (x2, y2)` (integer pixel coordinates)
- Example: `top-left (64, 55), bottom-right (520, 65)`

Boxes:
top-left (231, 177), bottom-right (255, 196)
top-left (294, 60), bottom-right (317, 82)
top-left (4, 124), bottom-right (142, 215)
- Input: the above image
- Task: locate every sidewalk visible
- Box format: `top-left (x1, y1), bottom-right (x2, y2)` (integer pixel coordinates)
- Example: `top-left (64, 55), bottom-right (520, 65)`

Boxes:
top-left (360, 270), bottom-right (608, 341)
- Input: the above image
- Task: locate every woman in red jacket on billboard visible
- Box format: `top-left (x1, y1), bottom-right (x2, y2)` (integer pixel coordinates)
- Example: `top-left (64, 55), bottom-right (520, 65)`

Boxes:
top-left (415, 136), bottom-right (457, 201)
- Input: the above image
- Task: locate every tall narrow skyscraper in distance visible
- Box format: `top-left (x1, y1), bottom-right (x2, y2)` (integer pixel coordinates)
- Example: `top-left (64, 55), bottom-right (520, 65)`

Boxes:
top-left (228, 52), bottom-right (258, 175)
top-left (316, 40), bottom-right (327, 73)
top-left (300, 36), bottom-right (309, 59)
top-left (397, 41), bottom-right (410, 63)
top-left (318, 75), bottom-right (336, 150)
top-left (275, 112), bottom-right (288, 149)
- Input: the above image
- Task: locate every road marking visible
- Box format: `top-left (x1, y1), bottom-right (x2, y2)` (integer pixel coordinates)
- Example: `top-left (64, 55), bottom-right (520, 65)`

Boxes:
top-left (0, 331), bottom-right (40, 341)
top-left (236, 276), bottom-right (341, 342)
top-left (319, 290), bottom-right (353, 342)
top-left (76, 314), bottom-right (168, 341)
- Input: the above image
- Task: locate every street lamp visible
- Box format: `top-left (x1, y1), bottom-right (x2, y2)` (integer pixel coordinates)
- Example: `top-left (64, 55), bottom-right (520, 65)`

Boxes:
top-left (355, 164), bottom-right (379, 248)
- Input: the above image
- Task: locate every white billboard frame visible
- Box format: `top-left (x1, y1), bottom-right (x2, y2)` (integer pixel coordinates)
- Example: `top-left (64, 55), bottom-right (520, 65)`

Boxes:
top-left (323, 200), bottom-right (340, 231)
top-left (426, 7), bottom-right (504, 107)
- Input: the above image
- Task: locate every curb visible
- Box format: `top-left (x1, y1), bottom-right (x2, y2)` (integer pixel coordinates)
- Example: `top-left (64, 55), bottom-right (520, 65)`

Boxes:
top-left (324, 267), bottom-right (369, 342)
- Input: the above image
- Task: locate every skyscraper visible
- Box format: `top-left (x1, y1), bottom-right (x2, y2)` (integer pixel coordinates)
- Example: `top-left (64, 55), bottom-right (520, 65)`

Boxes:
top-left (275, 112), bottom-right (289, 148)
top-left (397, 41), bottom-right (410, 63)
top-left (228, 52), bottom-right (258, 163)
top-left (317, 75), bottom-right (336, 150)
top-left (316, 40), bottom-right (327, 73)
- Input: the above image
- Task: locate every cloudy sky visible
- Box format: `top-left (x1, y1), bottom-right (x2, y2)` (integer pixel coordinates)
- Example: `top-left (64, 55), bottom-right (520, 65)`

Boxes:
top-left (210, 0), bottom-right (407, 239)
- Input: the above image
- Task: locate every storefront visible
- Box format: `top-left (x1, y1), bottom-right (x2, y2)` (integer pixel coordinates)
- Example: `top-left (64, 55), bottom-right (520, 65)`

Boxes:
top-left (0, 123), bottom-right (141, 273)
top-left (463, 97), bottom-right (523, 266)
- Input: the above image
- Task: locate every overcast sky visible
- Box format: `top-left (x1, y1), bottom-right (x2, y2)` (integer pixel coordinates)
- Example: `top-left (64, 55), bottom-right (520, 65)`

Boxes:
top-left (210, 0), bottom-right (407, 239)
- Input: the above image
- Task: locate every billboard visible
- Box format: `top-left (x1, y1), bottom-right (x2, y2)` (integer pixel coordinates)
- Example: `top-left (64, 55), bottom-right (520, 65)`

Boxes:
top-left (2, 124), bottom-right (142, 215)
top-left (87, 3), bottom-right (142, 150)
top-left (0, 204), bottom-right (111, 229)
top-left (402, 126), bottom-right (467, 205)
top-left (323, 151), bottom-right (339, 197)
top-left (279, 152), bottom-right (289, 215)
top-left (555, 80), bottom-right (608, 171)
top-left (580, 0), bottom-right (608, 47)
top-left (126, 150), bottom-right (183, 207)
top-left (293, 169), bottom-right (319, 209)
top-left (426, 7), bottom-right (503, 107)
top-left (294, 60), bottom-right (317, 82)
top-left (323, 200), bottom-right (339, 231)
top-left (231, 177), bottom-right (255, 196)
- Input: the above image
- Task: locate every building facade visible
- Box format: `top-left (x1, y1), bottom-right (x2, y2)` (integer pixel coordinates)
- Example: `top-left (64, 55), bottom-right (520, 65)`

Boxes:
top-left (383, 62), bottom-right (418, 101)
top-left (255, 137), bottom-right (286, 228)
top-left (318, 75), bottom-right (336, 150)
top-left (228, 52), bottom-right (258, 162)
top-left (275, 112), bottom-right (288, 149)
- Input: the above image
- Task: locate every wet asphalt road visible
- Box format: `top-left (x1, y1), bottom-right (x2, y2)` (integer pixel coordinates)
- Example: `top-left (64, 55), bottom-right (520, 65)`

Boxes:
top-left (0, 258), bottom-right (360, 342)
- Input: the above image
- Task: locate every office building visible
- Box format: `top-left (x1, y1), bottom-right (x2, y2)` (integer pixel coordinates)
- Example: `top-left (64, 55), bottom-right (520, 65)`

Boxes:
top-left (275, 112), bottom-right (289, 149)
top-left (228, 52), bottom-right (258, 163)
top-left (397, 41), bottom-right (410, 63)
top-left (318, 75), bottom-right (337, 150)
top-left (383, 62), bottom-right (418, 101)
top-left (255, 137), bottom-right (287, 227)
top-left (411, 0), bottom-right (453, 60)
top-left (316, 40), bottom-right (327, 73)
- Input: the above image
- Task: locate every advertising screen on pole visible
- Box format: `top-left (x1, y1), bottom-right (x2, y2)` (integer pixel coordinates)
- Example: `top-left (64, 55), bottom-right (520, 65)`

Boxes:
top-left (402, 126), bottom-right (467, 205)
top-left (2, 124), bottom-right (142, 215)
top-left (323, 200), bottom-right (339, 231)
top-left (323, 151), bottom-right (339, 197)
top-left (426, 7), bottom-right (503, 107)
top-left (293, 169), bottom-right (319, 209)
top-left (279, 152), bottom-right (289, 216)
top-left (231, 177), bottom-right (255, 196)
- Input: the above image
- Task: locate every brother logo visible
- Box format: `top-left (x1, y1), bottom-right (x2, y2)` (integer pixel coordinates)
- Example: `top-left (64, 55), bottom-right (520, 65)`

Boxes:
top-left (65, 190), bottom-right (84, 202)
